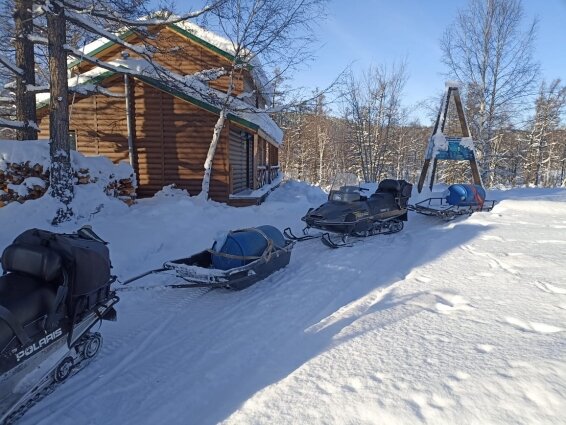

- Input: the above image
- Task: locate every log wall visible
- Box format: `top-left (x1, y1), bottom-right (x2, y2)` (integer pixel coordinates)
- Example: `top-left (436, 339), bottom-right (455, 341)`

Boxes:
top-left (133, 80), bottom-right (230, 200)
top-left (38, 77), bottom-right (231, 202)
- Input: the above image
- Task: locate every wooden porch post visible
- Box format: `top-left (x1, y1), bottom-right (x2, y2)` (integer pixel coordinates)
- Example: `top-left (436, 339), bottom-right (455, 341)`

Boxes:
top-left (253, 133), bottom-right (259, 189)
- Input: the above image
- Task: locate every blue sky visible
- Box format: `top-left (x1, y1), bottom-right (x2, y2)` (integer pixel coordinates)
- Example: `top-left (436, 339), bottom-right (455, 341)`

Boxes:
top-left (288, 0), bottom-right (566, 123)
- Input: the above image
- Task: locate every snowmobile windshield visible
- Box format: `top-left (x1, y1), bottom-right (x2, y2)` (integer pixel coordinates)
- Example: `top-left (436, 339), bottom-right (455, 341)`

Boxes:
top-left (328, 173), bottom-right (363, 202)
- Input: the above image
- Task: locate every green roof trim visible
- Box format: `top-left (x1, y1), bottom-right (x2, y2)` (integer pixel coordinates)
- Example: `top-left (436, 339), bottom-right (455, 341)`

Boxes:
top-left (138, 75), bottom-right (259, 132)
top-left (67, 24), bottom-right (252, 71)
top-left (167, 25), bottom-right (235, 63)
top-left (36, 70), bottom-right (117, 110)
top-left (67, 30), bottom-right (135, 69)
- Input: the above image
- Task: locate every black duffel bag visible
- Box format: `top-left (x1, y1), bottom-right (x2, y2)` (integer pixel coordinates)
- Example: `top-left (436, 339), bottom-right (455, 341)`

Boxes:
top-left (10, 228), bottom-right (112, 319)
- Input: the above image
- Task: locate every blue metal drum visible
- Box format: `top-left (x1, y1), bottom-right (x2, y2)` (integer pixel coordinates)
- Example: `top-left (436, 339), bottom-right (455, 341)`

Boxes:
top-left (212, 225), bottom-right (286, 270)
top-left (445, 184), bottom-right (486, 206)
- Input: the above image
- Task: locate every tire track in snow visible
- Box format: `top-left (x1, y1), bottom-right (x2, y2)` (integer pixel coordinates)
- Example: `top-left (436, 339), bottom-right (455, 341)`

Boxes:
top-left (24, 284), bottom-right (213, 424)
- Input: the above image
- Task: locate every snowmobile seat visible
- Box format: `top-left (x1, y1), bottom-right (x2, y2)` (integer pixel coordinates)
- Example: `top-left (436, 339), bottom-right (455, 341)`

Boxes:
top-left (375, 179), bottom-right (402, 194)
top-left (1, 244), bottom-right (62, 283)
top-left (0, 273), bottom-right (57, 350)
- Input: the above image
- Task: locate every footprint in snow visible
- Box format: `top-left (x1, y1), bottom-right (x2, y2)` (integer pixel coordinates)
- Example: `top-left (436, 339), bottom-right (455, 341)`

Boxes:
top-left (475, 344), bottom-right (494, 353)
top-left (534, 281), bottom-right (566, 295)
top-left (480, 235), bottom-right (505, 242)
top-left (505, 317), bottom-right (564, 334)
top-left (432, 292), bottom-right (473, 315)
top-left (415, 275), bottom-right (432, 283)
top-left (450, 371), bottom-right (471, 381)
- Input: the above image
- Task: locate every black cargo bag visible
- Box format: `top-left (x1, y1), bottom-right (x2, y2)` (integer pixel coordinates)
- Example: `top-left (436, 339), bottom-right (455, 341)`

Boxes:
top-left (399, 181), bottom-right (413, 208)
top-left (11, 229), bottom-right (112, 319)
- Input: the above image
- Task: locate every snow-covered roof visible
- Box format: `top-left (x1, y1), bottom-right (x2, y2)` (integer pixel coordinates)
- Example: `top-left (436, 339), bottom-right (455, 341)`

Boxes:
top-left (70, 19), bottom-right (274, 106)
top-left (37, 59), bottom-right (283, 146)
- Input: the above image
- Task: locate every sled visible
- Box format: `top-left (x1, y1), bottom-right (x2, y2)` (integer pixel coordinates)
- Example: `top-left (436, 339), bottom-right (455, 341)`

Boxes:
top-left (409, 197), bottom-right (496, 220)
top-left (410, 184), bottom-right (496, 220)
top-left (122, 226), bottom-right (295, 291)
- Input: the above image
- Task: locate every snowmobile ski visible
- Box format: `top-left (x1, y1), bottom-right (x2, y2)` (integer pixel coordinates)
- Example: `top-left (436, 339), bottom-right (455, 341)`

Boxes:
top-left (283, 227), bottom-right (325, 242)
top-left (318, 218), bottom-right (405, 249)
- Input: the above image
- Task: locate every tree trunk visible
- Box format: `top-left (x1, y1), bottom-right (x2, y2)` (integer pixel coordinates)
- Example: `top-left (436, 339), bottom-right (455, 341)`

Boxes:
top-left (47, 2), bottom-right (74, 223)
top-left (200, 108), bottom-right (227, 198)
top-left (199, 70), bottom-right (235, 199)
top-left (14, 0), bottom-right (38, 140)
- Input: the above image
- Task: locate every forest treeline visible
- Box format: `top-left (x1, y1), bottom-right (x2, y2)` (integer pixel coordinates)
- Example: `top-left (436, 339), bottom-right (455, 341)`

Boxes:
top-left (277, 0), bottom-right (566, 188)
top-left (277, 77), bottom-right (566, 188)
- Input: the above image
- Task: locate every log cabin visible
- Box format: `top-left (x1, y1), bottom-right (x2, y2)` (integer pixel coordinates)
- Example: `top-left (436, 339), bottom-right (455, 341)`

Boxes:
top-left (36, 21), bottom-right (283, 206)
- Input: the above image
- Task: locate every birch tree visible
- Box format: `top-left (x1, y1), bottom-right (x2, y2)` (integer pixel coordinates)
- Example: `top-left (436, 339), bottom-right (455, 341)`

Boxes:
top-left (196, 0), bottom-right (327, 198)
top-left (440, 0), bottom-right (539, 185)
top-left (523, 79), bottom-right (566, 186)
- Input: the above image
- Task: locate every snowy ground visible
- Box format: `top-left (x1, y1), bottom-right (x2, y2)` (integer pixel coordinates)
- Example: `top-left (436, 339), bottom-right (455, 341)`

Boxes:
top-left (1, 181), bottom-right (565, 425)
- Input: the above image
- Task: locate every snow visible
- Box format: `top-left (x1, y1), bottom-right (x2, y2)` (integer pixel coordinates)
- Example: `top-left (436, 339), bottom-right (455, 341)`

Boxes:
top-left (35, 66), bottom-right (114, 106)
top-left (0, 118), bottom-right (26, 130)
top-left (0, 140), bottom-right (117, 176)
top-left (1, 180), bottom-right (565, 425)
top-left (0, 54), bottom-right (23, 76)
top-left (229, 174), bottom-right (283, 199)
top-left (0, 140), bottom-right (135, 194)
top-left (7, 177), bottom-right (46, 196)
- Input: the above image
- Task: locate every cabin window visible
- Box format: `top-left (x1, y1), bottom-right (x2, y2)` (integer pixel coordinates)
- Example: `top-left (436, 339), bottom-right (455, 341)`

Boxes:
top-left (68, 130), bottom-right (77, 150)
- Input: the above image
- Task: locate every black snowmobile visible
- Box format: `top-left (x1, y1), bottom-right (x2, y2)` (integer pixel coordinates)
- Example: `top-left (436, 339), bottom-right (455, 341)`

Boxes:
top-left (0, 227), bottom-right (118, 425)
top-left (286, 173), bottom-right (413, 248)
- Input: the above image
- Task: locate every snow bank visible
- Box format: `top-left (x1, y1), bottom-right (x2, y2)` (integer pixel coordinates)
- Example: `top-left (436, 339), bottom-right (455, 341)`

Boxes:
top-left (2, 180), bottom-right (565, 425)
top-left (0, 139), bottom-right (136, 207)
top-left (0, 140), bottom-right (133, 181)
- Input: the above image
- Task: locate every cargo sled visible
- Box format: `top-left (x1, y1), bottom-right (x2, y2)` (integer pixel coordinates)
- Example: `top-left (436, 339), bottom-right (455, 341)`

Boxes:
top-left (286, 173), bottom-right (412, 248)
top-left (0, 227), bottom-right (118, 425)
top-left (409, 184), bottom-right (495, 220)
top-left (123, 225), bottom-right (294, 291)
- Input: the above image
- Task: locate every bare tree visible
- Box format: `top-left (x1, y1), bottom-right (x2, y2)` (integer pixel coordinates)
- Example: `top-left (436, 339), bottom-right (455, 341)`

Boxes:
top-left (522, 79), bottom-right (566, 186)
top-left (440, 0), bottom-right (539, 185)
top-left (195, 0), bottom-right (328, 198)
top-left (339, 62), bottom-right (407, 182)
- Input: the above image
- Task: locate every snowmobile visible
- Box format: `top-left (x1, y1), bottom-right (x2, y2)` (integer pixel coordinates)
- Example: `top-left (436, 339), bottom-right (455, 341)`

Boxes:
top-left (409, 184), bottom-right (496, 220)
top-left (122, 225), bottom-right (294, 291)
top-left (0, 227), bottom-right (119, 425)
top-left (285, 173), bottom-right (413, 248)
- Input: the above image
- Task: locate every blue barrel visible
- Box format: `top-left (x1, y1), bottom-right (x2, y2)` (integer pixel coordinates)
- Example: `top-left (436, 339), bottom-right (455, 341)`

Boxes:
top-left (445, 184), bottom-right (486, 206)
top-left (211, 225), bottom-right (286, 270)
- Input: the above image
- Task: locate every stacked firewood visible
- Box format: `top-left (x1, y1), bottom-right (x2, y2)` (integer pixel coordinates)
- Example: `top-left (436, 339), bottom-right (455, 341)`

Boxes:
top-left (0, 162), bottom-right (137, 207)
top-left (105, 176), bottom-right (137, 206)
top-left (0, 162), bottom-right (49, 206)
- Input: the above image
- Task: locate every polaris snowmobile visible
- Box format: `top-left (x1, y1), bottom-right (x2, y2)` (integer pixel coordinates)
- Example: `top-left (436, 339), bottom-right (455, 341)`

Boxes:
top-left (285, 173), bottom-right (413, 248)
top-left (123, 225), bottom-right (294, 291)
top-left (409, 183), bottom-right (495, 220)
top-left (0, 227), bottom-right (118, 425)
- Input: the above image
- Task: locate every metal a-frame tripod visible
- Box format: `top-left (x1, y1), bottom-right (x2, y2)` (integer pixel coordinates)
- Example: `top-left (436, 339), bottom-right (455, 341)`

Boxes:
top-left (417, 82), bottom-right (483, 193)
